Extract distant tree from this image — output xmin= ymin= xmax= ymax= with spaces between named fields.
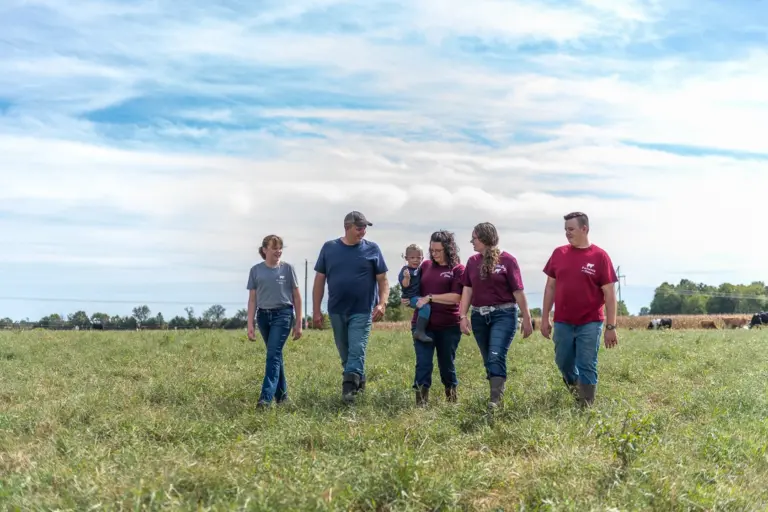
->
xmin=639 ymin=306 xmax=650 ymax=316
xmin=132 ymin=305 xmax=151 ymax=324
xmin=385 ymin=283 xmax=405 ymax=321
xmin=617 ymin=300 xmax=630 ymax=316
xmin=91 ymin=312 xmax=110 ymax=324
xmin=529 ymin=307 xmax=542 ymax=317
xmin=203 ymin=304 xmax=226 ymax=323
xmin=68 ymin=310 xmax=91 ymax=329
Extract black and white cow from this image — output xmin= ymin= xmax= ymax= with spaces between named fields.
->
xmin=749 ymin=312 xmax=768 ymax=328
xmin=647 ymin=317 xmax=672 ymax=329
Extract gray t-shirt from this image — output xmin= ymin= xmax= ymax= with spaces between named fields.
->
xmin=246 ymin=261 xmax=298 ymax=310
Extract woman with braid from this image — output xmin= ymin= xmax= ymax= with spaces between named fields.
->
xmin=459 ymin=222 xmax=533 ymax=409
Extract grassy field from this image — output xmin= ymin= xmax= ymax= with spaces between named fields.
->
xmin=1 ymin=327 xmax=767 ymax=510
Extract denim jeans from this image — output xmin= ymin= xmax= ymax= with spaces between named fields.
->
xmin=256 ymin=306 xmax=295 ymax=403
xmin=412 ymin=325 xmax=461 ymax=389
xmin=408 ymin=296 xmax=431 ymax=321
xmin=470 ymin=307 xmax=518 ymax=379
xmin=329 ymin=312 xmax=373 ymax=380
xmin=553 ymin=321 xmax=603 ymax=385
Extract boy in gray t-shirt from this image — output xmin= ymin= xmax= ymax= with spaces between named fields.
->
xmin=247 ymin=261 xmax=299 ymax=310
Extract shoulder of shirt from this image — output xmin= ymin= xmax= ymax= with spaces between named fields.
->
xmin=467 ymin=253 xmax=482 ymax=263
xmin=499 ymin=250 xmax=518 ymax=261
xmin=250 ymin=262 xmax=264 ymax=272
xmin=361 ymin=239 xmax=381 ymax=250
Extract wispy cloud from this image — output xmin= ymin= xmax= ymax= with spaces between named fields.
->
xmin=1 ymin=0 xmax=767 ymax=318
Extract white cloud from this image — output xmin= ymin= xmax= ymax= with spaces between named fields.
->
xmin=1 ymin=0 xmax=767 ymax=319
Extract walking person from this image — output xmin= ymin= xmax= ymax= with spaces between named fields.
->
xmin=246 ymin=234 xmax=303 ymax=408
xmin=540 ymin=212 xmax=618 ymax=407
xmin=403 ymin=231 xmax=465 ymax=406
xmin=459 ymin=222 xmax=533 ymax=410
xmin=399 ymin=243 xmax=433 ymax=343
xmin=312 ymin=211 xmax=389 ymax=403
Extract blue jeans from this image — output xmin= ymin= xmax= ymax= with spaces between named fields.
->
xmin=553 ymin=321 xmax=603 ymax=385
xmin=408 ymin=296 xmax=431 ymax=321
xmin=412 ymin=325 xmax=461 ymax=389
xmin=470 ymin=307 xmax=518 ymax=379
xmin=256 ymin=306 xmax=295 ymax=403
xmin=329 ymin=312 xmax=373 ymax=379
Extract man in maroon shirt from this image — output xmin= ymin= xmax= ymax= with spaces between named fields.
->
xmin=540 ymin=212 xmax=618 ymax=407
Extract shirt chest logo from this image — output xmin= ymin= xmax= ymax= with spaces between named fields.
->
xmin=439 ymin=271 xmax=453 ymax=278
xmin=493 ymin=264 xmax=506 ymax=274
xmin=581 ymin=262 xmax=596 ymax=275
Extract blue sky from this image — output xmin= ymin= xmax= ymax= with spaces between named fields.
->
xmin=1 ymin=0 xmax=767 ymax=321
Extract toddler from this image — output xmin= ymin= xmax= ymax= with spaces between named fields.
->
xmin=399 ymin=244 xmax=433 ymax=342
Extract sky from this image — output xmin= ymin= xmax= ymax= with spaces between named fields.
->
xmin=1 ymin=0 xmax=767 ymax=321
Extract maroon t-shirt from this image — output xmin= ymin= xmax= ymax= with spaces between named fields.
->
xmin=543 ymin=244 xmax=618 ymax=325
xmin=460 ymin=251 xmax=524 ymax=307
xmin=410 ymin=259 xmax=465 ymax=330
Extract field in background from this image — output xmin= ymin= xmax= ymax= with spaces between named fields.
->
xmin=2 ymin=327 xmax=768 ymax=510
xmin=374 ymin=313 xmax=756 ymax=331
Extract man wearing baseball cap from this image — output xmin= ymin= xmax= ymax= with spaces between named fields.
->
xmin=312 ymin=210 xmax=389 ymax=403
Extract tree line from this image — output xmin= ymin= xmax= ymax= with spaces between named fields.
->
xmin=643 ymin=279 xmax=767 ymax=316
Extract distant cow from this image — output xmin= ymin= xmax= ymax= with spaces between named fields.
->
xmin=647 ymin=318 xmax=672 ymax=330
xmin=700 ymin=320 xmax=717 ymax=329
xmin=723 ymin=317 xmax=748 ymax=329
xmin=749 ymin=312 xmax=768 ymax=328
xmin=517 ymin=317 xmax=536 ymax=332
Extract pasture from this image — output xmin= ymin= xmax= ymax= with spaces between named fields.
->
xmin=1 ymin=326 xmax=767 ymax=510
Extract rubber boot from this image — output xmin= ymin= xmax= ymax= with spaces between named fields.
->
xmin=577 ymin=383 xmax=596 ymax=408
xmin=562 ymin=376 xmax=579 ymax=402
xmin=413 ymin=316 xmax=433 ymax=342
xmin=489 ymin=376 xmax=506 ymax=409
xmin=358 ymin=376 xmax=366 ymax=393
xmin=415 ymin=385 xmax=429 ymax=407
xmin=445 ymin=386 xmax=457 ymax=403
xmin=342 ymin=372 xmax=360 ymax=403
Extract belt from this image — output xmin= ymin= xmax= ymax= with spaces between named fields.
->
xmin=473 ymin=302 xmax=517 ymax=316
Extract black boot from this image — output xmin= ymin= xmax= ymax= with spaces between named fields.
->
xmin=413 ymin=316 xmax=433 ymax=343
xmin=415 ymin=385 xmax=429 ymax=406
xmin=489 ymin=376 xmax=506 ymax=409
xmin=342 ymin=372 xmax=360 ymax=403
xmin=445 ymin=386 xmax=457 ymax=403
xmin=562 ymin=376 xmax=579 ymax=402
xmin=577 ymin=383 xmax=596 ymax=408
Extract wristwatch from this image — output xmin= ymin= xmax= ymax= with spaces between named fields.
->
xmin=606 ymin=324 xmax=616 ymax=330
xmin=428 ymin=294 xmax=433 ymax=302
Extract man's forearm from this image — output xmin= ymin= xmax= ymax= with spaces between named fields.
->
xmin=543 ymin=285 xmax=555 ymax=317
xmin=604 ymin=287 xmax=617 ymax=325
xmin=312 ymin=275 xmax=325 ymax=314
xmin=377 ymin=278 xmax=390 ymax=306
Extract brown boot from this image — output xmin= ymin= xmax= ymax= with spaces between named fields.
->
xmin=415 ymin=385 xmax=429 ymax=407
xmin=577 ymin=383 xmax=596 ymax=407
xmin=444 ymin=386 xmax=457 ymax=403
xmin=489 ymin=376 xmax=506 ymax=409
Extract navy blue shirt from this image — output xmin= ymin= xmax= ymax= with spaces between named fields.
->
xmin=398 ymin=265 xmax=421 ymax=299
xmin=314 ymin=238 xmax=389 ymax=315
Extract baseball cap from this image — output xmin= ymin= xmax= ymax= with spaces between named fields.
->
xmin=344 ymin=211 xmax=372 ymax=227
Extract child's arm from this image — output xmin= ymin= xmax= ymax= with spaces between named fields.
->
xmin=400 ymin=267 xmax=411 ymax=288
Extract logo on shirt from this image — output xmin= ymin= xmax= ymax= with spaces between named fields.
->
xmin=440 ymin=271 xmax=453 ymax=278
xmin=581 ymin=263 xmax=596 ymax=275
xmin=493 ymin=265 xmax=506 ymax=274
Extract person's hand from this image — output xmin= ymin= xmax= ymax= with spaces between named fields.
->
xmin=402 ymin=267 xmax=410 ymax=279
xmin=460 ymin=316 xmax=471 ymax=335
xmin=415 ymin=296 xmax=430 ymax=308
xmin=521 ymin=317 xmax=533 ymax=338
xmin=313 ymin=311 xmax=324 ymax=329
xmin=401 ymin=298 xmax=409 ymax=306
xmin=372 ymin=303 xmax=386 ymax=321
xmin=604 ymin=328 xmax=618 ymax=348
xmin=247 ymin=324 xmax=256 ymax=341
xmin=540 ymin=317 xmax=552 ymax=339
xmin=293 ymin=321 xmax=303 ymax=340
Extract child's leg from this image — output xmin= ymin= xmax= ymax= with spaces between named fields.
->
xmin=409 ymin=296 xmax=420 ymax=309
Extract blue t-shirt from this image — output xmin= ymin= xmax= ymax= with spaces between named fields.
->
xmin=314 ymin=238 xmax=388 ymax=315
xmin=398 ymin=265 xmax=421 ymax=299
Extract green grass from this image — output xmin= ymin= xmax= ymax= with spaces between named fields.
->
xmin=1 ymin=327 xmax=768 ymax=510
